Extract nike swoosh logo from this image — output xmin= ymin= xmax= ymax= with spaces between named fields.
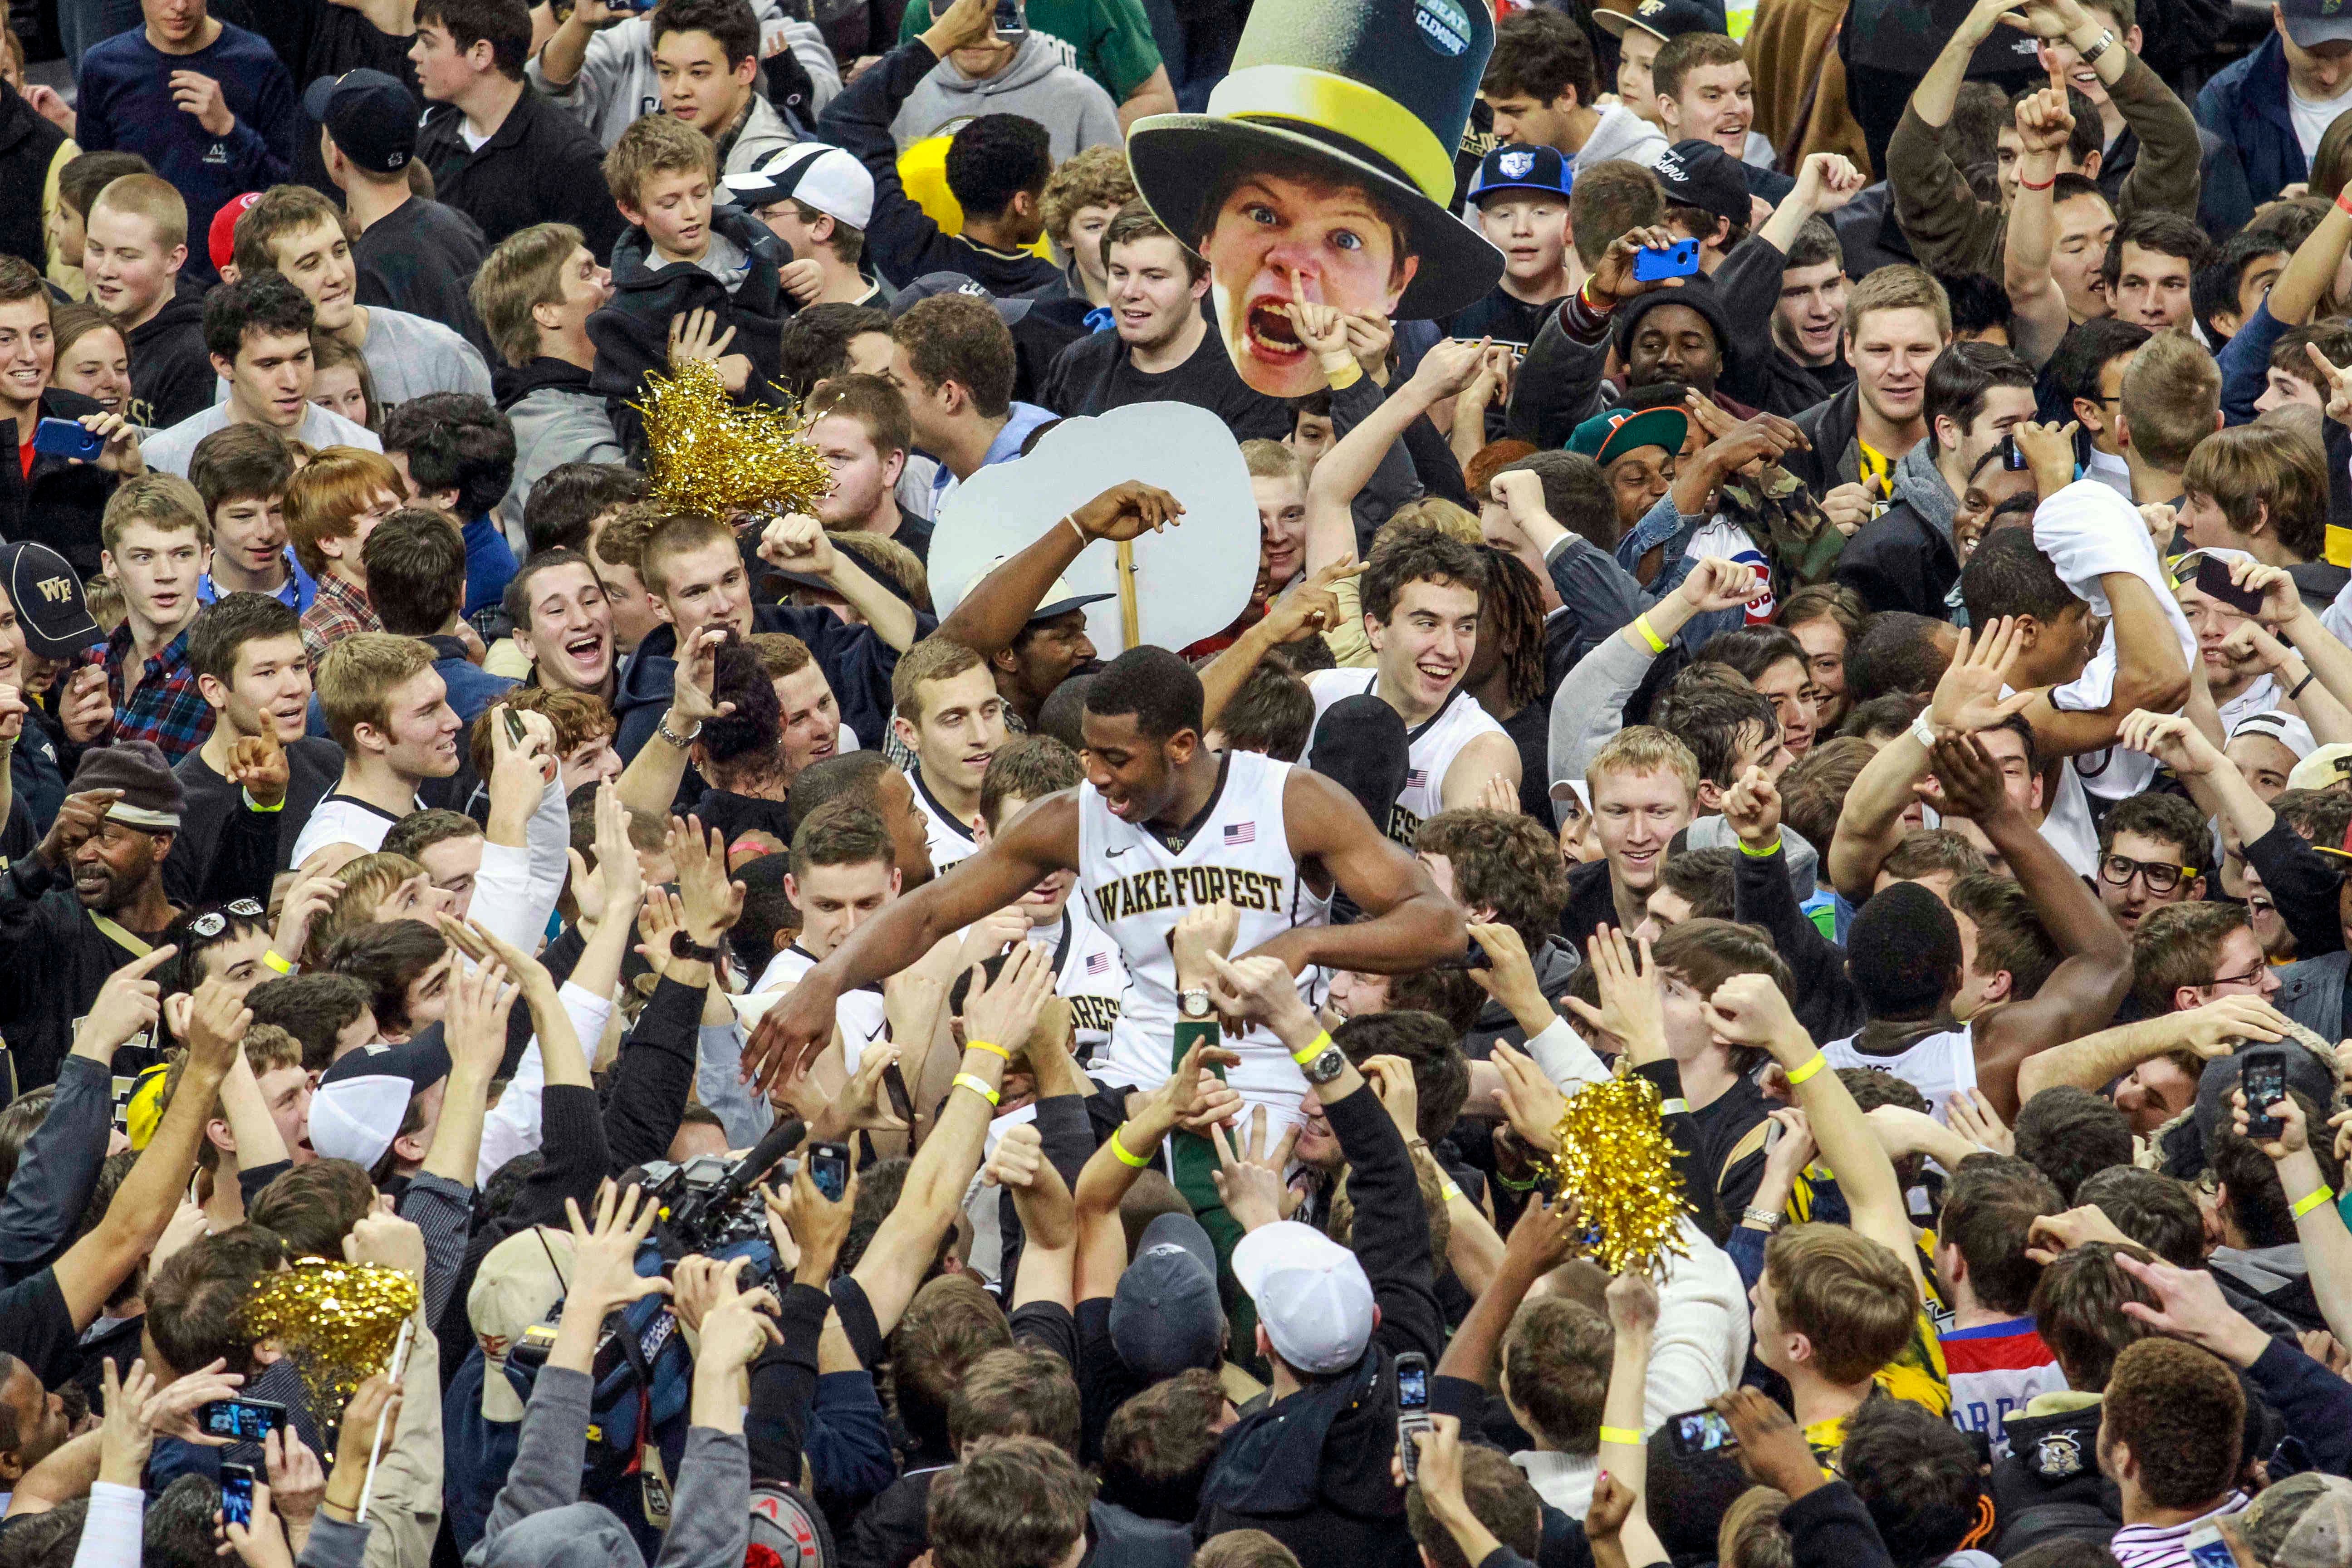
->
xmin=1106 ymin=846 xmax=1129 ymax=858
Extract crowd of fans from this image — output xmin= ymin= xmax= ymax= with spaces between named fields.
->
xmin=5 ymin=0 xmax=2352 ymax=1565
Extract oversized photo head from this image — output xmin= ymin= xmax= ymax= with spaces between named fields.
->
xmin=1124 ymin=0 xmax=1506 ymax=398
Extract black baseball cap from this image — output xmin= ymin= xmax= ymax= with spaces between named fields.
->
xmin=887 ymin=271 xmax=1034 ymax=327
xmin=1594 ymin=0 xmax=1728 ymax=42
xmin=302 ymin=69 xmax=419 ymax=176
xmin=1653 ymin=139 xmax=1750 ymax=223
xmin=0 ymin=543 xmax=102 ymax=659
xmin=1469 ymin=143 xmax=1573 ymax=204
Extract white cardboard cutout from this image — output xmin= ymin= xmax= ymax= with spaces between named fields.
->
xmin=928 ymin=402 xmax=1261 ymax=655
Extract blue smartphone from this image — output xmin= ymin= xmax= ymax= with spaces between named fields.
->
xmin=31 ymin=418 xmax=103 ymax=461
xmin=1631 ymin=240 xmax=1702 ymax=282
xmin=220 ymin=1463 xmax=256 ymax=1529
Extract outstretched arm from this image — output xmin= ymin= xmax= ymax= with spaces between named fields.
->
xmin=1248 ymin=768 xmax=1465 ymax=977
xmin=1301 ymin=339 xmax=1491 ymax=578
xmin=935 ymin=484 xmax=1183 ymax=658
xmin=2015 ymin=995 xmax=2286 ymax=1103
xmin=2003 ymin=77 xmax=2080 ymax=365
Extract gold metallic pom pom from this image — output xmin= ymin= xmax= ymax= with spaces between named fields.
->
xmin=242 ymin=1260 xmax=421 ymax=1423
xmin=1547 ymin=1073 xmax=1691 ymax=1277
xmin=632 ymin=358 xmax=831 ymax=523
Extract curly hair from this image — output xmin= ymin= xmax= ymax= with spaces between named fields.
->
xmin=1362 ymin=526 xmax=1488 ymax=624
xmin=1412 ymin=808 xmax=1571 ymax=951
xmin=2102 ymin=1338 xmax=2244 ymax=1509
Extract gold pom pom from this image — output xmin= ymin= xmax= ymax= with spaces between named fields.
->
xmin=242 ymin=1261 xmax=421 ymax=1425
xmin=1547 ymin=1073 xmax=1691 ymax=1277
xmin=632 ymin=358 xmax=832 ymax=522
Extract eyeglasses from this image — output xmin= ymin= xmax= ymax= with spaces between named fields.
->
xmin=2098 ymin=854 xmax=2195 ymax=894
xmin=2209 ymin=962 xmax=2273 ymax=991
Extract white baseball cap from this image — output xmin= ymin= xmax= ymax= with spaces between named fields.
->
xmin=726 ymin=142 xmax=876 ymax=231
xmin=1232 ymin=1220 xmax=1375 ymax=1373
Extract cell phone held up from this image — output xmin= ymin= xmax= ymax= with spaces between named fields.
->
xmin=1631 ymin=239 xmax=1701 ymax=283
xmin=808 ymin=1140 xmax=852 ymax=1201
xmin=1667 ymin=1406 xmax=1738 ymax=1459
xmin=220 ymin=1463 xmax=258 ymax=1529
xmin=2192 ymin=553 xmax=2268 ymax=617
xmin=1395 ymin=1351 xmax=1433 ymax=1481
xmin=991 ymin=0 xmax=1025 ymax=37
xmin=2240 ymin=1049 xmax=2288 ymax=1142
xmin=31 ymin=418 xmax=103 ymax=462
xmin=198 ymin=1397 xmax=286 ymax=1444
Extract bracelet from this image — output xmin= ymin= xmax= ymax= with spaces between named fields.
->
xmin=1742 ymin=1206 xmax=1785 ymax=1231
xmin=2017 ymin=173 xmax=2055 ymax=191
xmin=1578 ymin=277 xmax=1617 ymax=316
xmin=1632 ymin=613 xmax=1668 ymax=654
xmin=2078 ymin=26 xmax=2115 ymax=64
xmin=1737 ymin=836 xmax=1782 ymax=859
xmin=1063 ymin=513 xmax=1086 ymax=548
xmin=965 ymin=1039 xmax=1011 ymax=1061
xmin=1109 ymin=1126 xmax=1153 ymax=1167
xmin=1784 ymin=1051 xmax=1828 ymax=1086
xmin=1490 ymin=1166 xmax=1541 ymax=1193
xmin=1598 ymin=1426 xmax=1643 ymax=1446
xmin=1439 ymin=1178 xmax=1463 ymax=1202
xmin=261 ymin=950 xmax=295 ymax=975
xmin=1290 ymin=1029 xmax=1335 ymax=1067
xmin=2339 ymin=188 xmax=2352 ymax=219
xmin=656 ymin=714 xmax=704 ymax=749
xmin=242 ymin=789 xmax=284 ymax=813
xmin=1659 ymin=1098 xmax=1690 ymax=1115
xmin=953 ymin=1073 xmax=1000 ymax=1107
xmin=2291 ymin=670 xmax=2318 ymax=700
xmin=1910 ymin=711 xmax=1939 ymax=750
xmin=1321 ymin=355 xmax=1363 ymax=392
xmin=2293 ymin=1185 xmax=2336 ymax=1220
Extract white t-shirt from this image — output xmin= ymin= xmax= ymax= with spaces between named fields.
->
xmin=2292 ymin=82 xmax=2352 ymax=161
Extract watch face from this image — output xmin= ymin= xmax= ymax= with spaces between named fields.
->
xmin=1305 ymin=1046 xmax=1346 ymax=1083
xmin=1180 ymin=992 xmax=1212 ymax=1019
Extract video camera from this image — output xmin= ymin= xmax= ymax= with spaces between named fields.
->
xmin=628 ymin=1116 xmax=809 ymax=1258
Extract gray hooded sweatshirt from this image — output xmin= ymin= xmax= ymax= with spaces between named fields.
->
xmin=529 ymin=6 xmax=839 ymax=156
xmin=1890 ymin=435 xmax=1958 ymax=551
xmin=1573 ymin=105 xmax=1668 ymax=173
xmin=887 ymin=33 xmax=1122 ymax=166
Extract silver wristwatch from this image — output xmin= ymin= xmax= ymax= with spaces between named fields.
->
xmin=1177 ymin=988 xmax=1214 ymax=1020
xmin=1300 ymin=1042 xmax=1348 ymax=1085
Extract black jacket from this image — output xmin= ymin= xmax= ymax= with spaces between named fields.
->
xmin=0 ymin=388 xmax=119 ymax=582
xmin=586 ymin=204 xmax=789 ymax=431
xmin=1037 ymin=316 xmax=1294 ymax=440
xmin=816 ymin=36 xmax=1071 ymax=298
xmin=1837 ymin=500 xmax=1957 ymax=617
xmin=415 ymin=86 xmax=626 ymax=263
xmin=1192 ymin=1082 xmax=1443 ymax=1568
xmin=0 ymin=82 xmax=66 ymax=279
xmin=1785 ymin=383 xmax=1863 ymax=500
xmin=126 ymin=275 xmax=216 ymax=432
xmin=1987 ymin=1401 xmax=2119 ymax=1558
xmin=167 ymin=736 xmax=342 ymax=907
xmin=1732 ymin=838 xmax=1867 ymax=1044
xmin=1713 ymin=232 xmax=1852 ymax=419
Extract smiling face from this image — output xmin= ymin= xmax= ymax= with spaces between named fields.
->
xmin=1476 ymin=193 xmax=1569 ymax=290
xmin=654 ymin=26 xmax=755 ymax=133
xmin=1199 ymin=167 xmax=1416 ymax=397
xmin=1788 ymin=617 xmax=1848 ymax=728
xmin=1253 ymin=472 xmax=1308 ymax=586
xmin=269 ymin=218 xmax=358 ymax=333
xmin=70 ymin=818 xmax=168 ymax=913
xmin=210 ymin=489 xmax=289 ymax=583
xmin=1662 ymin=59 xmax=1754 ymax=156
xmin=514 ymin=562 xmax=614 ymax=694
xmin=309 ymin=362 xmax=369 ymax=427
xmin=1081 ymin=708 xmax=1191 ymax=826
xmin=1591 ymin=764 xmax=1693 ymax=895
xmin=1109 ymin=234 xmax=1208 ymax=353
xmin=364 ymin=667 xmax=462 ymax=781
xmin=775 ymin=659 xmax=843 ymax=779
xmin=1774 ymin=260 xmax=1847 ymax=368
xmin=104 ymin=519 xmax=206 ymax=633
xmin=52 ymin=323 xmax=132 ymax=416
xmin=1369 ymin=575 xmax=1480 ymax=715
xmin=0 ymin=296 xmax=52 ymax=418
xmin=1602 ymin=445 xmax=1675 ymax=531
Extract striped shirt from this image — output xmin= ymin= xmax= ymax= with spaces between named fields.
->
xmin=1941 ymin=1316 xmax=2067 ymax=1460
xmin=2110 ymin=1492 xmax=2247 ymax=1568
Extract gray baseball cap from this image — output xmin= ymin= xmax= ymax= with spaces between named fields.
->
xmin=1110 ymin=1212 xmax=1225 ymax=1380
xmin=2281 ymin=0 xmax=2352 ymax=49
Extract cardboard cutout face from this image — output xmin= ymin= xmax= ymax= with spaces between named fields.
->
xmin=1200 ymin=168 xmax=1421 ymax=398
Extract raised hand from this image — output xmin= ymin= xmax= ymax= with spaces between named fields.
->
xmin=962 ymin=940 xmax=1055 ymax=1055
xmin=1260 ymin=557 xmax=1362 ymax=642
xmin=1489 ymin=1040 xmax=1566 ymax=1155
xmin=1789 ymin=151 xmax=1866 ymax=213
xmin=1209 ymin=1105 xmax=1301 ymax=1231
xmin=1560 ymin=926 xmax=1666 ymax=1059
xmin=1720 ymin=763 xmax=1782 ymax=849
xmin=2182 ymin=995 xmax=2289 ymax=1057
xmin=2009 ymin=419 xmax=2080 ymax=493
xmin=2117 ymin=708 xmax=2225 ymax=778
xmin=1945 ymin=1087 xmax=2014 ymax=1153
xmin=2231 ymin=1083 xmax=2309 ymax=1160
xmin=59 ymin=665 xmax=112 ymax=745
xmin=1676 ymin=557 xmax=1766 ymax=615
xmin=2307 ymin=341 xmax=2352 ymax=429
xmin=1069 ymin=480 xmax=1185 ymax=542
xmin=1928 ymin=730 xmax=2019 ymax=824
xmin=1409 ymin=335 xmax=1490 ymax=401
xmin=563 ymin=1181 xmax=673 ymax=1315
xmin=757 ymin=512 xmax=837 ymax=577
xmin=1588 ymin=225 xmax=1689 ymax=305
xmin=1202 ymin=949 xmax=1311 ymax=1027
xmin=670 ymin=815 xmax=746 ymax=948
xmin=1703 ymin=973 xmax=1808 ymax=1067
xmin=2013 ymin=78 xmax=2075 ymax=157
xmin=229 ymin=724 xmax=290 ymax=808
xmin=76 ymin=942 xmax=175 ymax=1058
xmin=37 ymin=786 xmax=120 ymax=870
xmin=1283 ymin=275 xmax=1351 ymax=363
xmin=184 ymin=978 xmax=254 ymax=1075
xmin=1503 ymin=1190 xmax=1583 ymax=1276
xmin=1929 ymin=617 xmax=2037 ymax=731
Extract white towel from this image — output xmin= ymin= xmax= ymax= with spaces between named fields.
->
xmin=2032 ymin=479 xmax=2195 ymax=715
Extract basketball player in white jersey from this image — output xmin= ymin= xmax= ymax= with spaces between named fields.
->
xmin=743 ymin=641 xmax=1465 ymax=1109
xmin=758 ymin=799 xmax=902 ymax=1076
xmin=1299 ymin=531 xmax=1520 ymax=843
xmin=891 ymin=637 xmax=1008 ymax=877
xmin=979 ymin=735 xmax=1127 ymax=1061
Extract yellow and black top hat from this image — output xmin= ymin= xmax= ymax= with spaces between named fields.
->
xmin=1124 ymin=0 xmax=1506 ymax=321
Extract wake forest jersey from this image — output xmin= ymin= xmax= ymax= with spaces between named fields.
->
xmin=1079 ymin=750 xmax=1326 ymax=1104
xmin=1032 ymin=902 xmax=1126 ymax=1062
xmin=1301 ymin=670 xmax=1508 ymax=844
xmin=755 ymin=944 xmax=891 ymax=1073
xmin=910 ymin=766 xmax=982 ymax=875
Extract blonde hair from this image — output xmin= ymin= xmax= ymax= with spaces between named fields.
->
xmin=284 ymin=446 xmax=403 ymax=577
xmin=1241 ymin=438 xmax=1301 ymax=482
xmin=317 ymin=633 xmax=439 ymax=750
xmin=90 ymin=173 xmax=188 ymax=254
xmin=471 ymin=221 xmax=584 ymax=369
xmin=1843 ymin=264 xmax=1952 ymax=341
xmin=1379 ymin=497 xmax=1482 ymax=546
xmin=307 ymin=852 xmax=429 ymax=965
xmin=1587 ymin=725 xmax=1700 ymax=794
xmin=603 ymin=113 xmax=716 ymax=213
xmin=829 ymin=531 xmax=930 ymax=612
xmin=101 ymin=473 xmax=210 ymax=555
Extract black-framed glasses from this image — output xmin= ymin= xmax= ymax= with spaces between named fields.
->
xmin=2098 ymin=853 xmax=2195 ymax=894
xmin=2210 ymin=962 xmax=2273 ymax=990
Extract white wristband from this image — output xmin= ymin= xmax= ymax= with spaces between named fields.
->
xmin=1910 ymin=711 xmax=1937 ymax=750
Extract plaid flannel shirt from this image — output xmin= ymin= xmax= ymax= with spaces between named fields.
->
xmin=301 ymin=572 xmax=380 ymax=670
xmin=74 ymin=622 xmax=214 ymax=764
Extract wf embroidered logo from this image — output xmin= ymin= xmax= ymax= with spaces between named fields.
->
xmin=35 ymin=576 xmax=74 ymax=605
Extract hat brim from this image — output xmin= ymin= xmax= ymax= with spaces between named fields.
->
xmin=1473 ymin=178 xmax=1573 ymax=201
xmin=2286 ymin=14 xmax=2352 ymax=46
xmin=301 ymin=76 xmax=340 ymax=122
xmin=1032 ymin=592 xmax=1116 ymax=621
xmin=1583 ymin=406 xmax=1690 ymax=466
xmin=24 ymin=616 xmax=103 ymax=662
xmin=1592 ymin=8 xmax=1666 ymax=39
xmin=1127 ymin=115 xmax=1504 ymax=322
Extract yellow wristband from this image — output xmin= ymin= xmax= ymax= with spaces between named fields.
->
xmin=1440 ymin=1178 xmax=1463 ymax=1202
xmin=261 ymin=950 xmax=295 ymax=975
xmin=1598 ymin=1426 xmax=1642 ymax=1446
xmin=2293 ymin=1185 xmax=2336 ymax=1220
xmin=1322 ymin=356 xmax=1363 ymax=391
xmin=1632 ymin=613 xmax=1668 ymax=654
xmin=1291 ymin=1029 xmax=1335 ymax=1067
xmin=1738 ymin=835 xmax=1782 ymax=858
xmin=1109 ymin=1127 xmax=1153 ymax=1168
xmin=242 ymin=789 xmax=284 ymax=813
xmin=953 ymin=1073 xmax=1000 ymax=1107
xmin=1785 ymin=1051 xmax=1828 ymax=1086
xmin=966 ymin=1039 xmax=1011 ymax=1061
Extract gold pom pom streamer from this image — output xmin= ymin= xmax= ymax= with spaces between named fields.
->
xmin=631 ymin=357 xmax=832 ymax=523
xmin=242 ymin=1260 xmax=421 ymax=1424
xmin=1546 ymin=1073 xmax=1691 ymax=1277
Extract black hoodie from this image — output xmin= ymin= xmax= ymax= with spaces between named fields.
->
xmin=126 ymin=273 xmax=216 ymax=431
xmin=586 ymin=204 xmax=789 ymax=452
xmin=0 ymin=388 xmax=118 ymax=582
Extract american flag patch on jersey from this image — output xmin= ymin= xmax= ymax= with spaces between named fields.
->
xmin=1406 ymin=769 xmax=1429 ymax=790
xmin=1225 ymin=822 xmax=1256 ymax=845
xmin=1085 ymin=952 xmax=1111 ymax=975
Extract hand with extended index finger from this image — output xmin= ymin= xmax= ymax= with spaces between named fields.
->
xmin=1208 ymin=1105 xmax=1299 ymax=1231
xmin=2308 ymin=341 xmax=2352 ymax=428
